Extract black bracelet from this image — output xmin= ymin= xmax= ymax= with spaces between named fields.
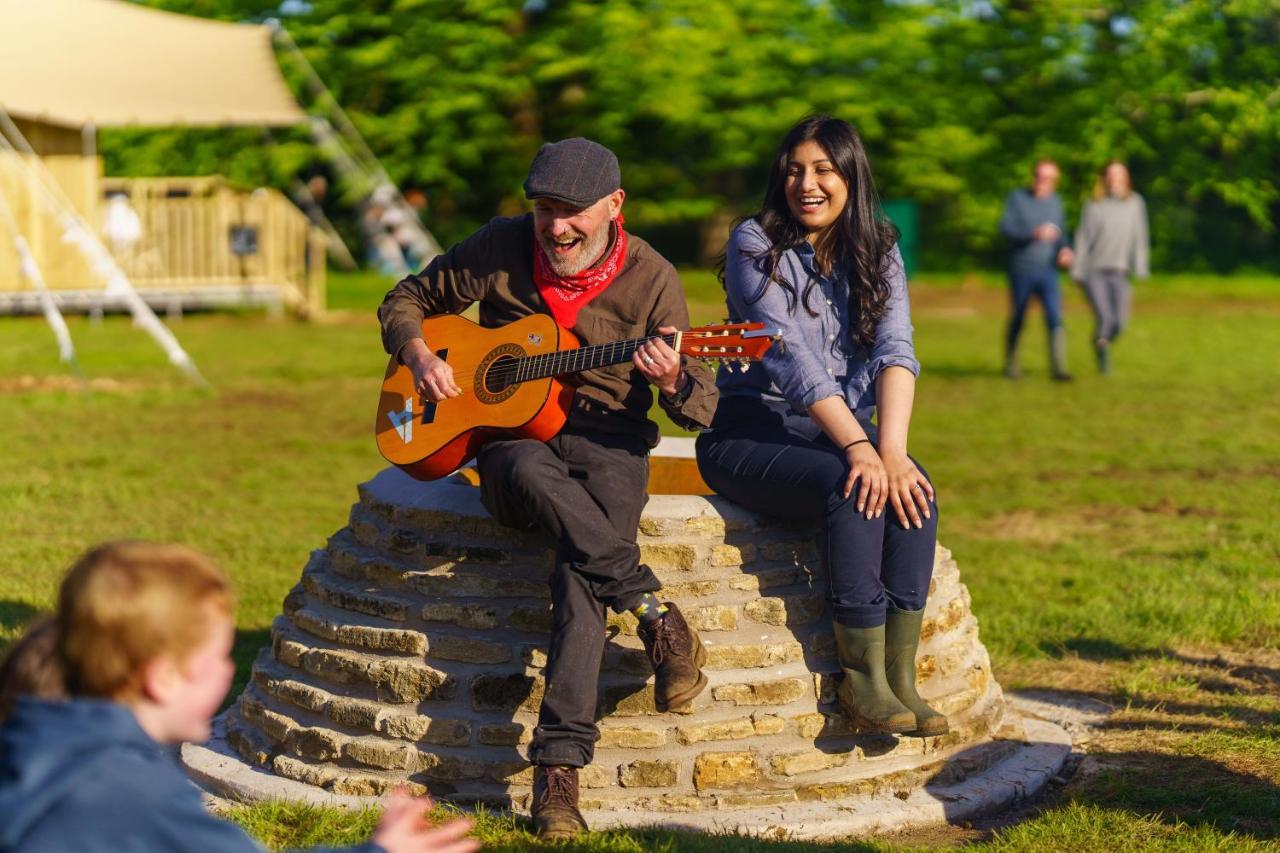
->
xmin=843 ymin=439 xmax=871 ymax=452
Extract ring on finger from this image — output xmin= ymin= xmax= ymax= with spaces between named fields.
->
xmin=643 ymin=355 xmax=655 ymax=364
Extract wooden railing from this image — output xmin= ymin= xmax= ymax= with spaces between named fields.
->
xmin=0 ymin=161 xmax=325 ymax=317
xmin=101 ymin=176 xmax=325 ymax=315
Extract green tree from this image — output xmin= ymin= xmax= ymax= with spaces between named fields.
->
xmin=102 ymin=0 xmax=1279 ymax=272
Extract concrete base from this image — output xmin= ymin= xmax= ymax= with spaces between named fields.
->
xmin=184 ymin=714 xmax=1071 ymax=839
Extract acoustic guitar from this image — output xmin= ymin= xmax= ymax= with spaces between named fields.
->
xmin=375 ymin=313 xmax=780 ymax=481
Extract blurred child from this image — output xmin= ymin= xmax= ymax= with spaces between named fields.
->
xmin=0 ymin=542 xmax=479 ymax=853
xmin=0 ymin=617 xmax=65 ymax=726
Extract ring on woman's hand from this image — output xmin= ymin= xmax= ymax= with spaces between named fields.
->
xmin=912 ymin=484 xmax=923 ymax=491
xmin=643 ymin=355 xmax=655 ymax=364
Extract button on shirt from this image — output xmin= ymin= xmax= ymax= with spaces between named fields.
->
xmin=716 ymin=218 xmax=920 ymax=420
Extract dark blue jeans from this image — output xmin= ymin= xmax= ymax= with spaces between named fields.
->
xmin=695 ymin=398 xmax=939 ymax=629
xmin=1008 ymin=265 xmax=1065 ymax=342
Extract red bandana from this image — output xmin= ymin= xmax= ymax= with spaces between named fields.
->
xmin=532 ymin=217 xmax=628 ymax=329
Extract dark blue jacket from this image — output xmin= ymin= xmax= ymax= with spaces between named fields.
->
xmin=0 ymin=698 xmax=382 ymax=853
xmin=999 ymin=187 xmax=1070 ymax=274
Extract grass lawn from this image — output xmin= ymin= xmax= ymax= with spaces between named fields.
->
xmin=1 ymin=269 xmax=1277 ymax=850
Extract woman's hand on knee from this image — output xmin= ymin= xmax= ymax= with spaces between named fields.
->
xmin=844 ymin=444 xmax=887 ymax=519
xmin=882 ymin=452 xmax=934 ymax=530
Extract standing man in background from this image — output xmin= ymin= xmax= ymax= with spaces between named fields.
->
xmin=999 ymin=159 xmax=1074 ymax=381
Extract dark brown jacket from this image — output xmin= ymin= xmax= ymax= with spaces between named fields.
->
xmin=378 ymin=214 xmax=717 ymax=446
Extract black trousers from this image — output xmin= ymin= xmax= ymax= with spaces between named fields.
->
xmin=695 ymin=398 xmax=938 ymax=629
xmin=477 ymin=429 xmax=659 ymax=768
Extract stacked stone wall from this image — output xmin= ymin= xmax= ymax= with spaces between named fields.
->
xmin=226 ymin=467 xmax=1019 ymax=815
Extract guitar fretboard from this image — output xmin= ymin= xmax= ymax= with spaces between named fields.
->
xmin=491 ymin=333 xmax=679 ymax=388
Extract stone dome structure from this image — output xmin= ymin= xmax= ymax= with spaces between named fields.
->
xmin=186 ymin=439 xmax=1069 ymax=837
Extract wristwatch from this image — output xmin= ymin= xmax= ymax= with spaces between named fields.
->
xmin=664 ymin=371 xmax=693 ymax=406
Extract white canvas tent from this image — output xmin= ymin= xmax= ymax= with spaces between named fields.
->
xmin=0 ymin=0 xmax=317 ymax=383
xmin=0 ymin=0 xmax=304 ymax=130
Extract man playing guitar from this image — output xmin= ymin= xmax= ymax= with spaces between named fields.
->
xmin=377 ymin=138 xmax=718 ymax=840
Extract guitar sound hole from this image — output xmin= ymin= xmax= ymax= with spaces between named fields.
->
xmin=473 ymin=344 xmax=524 ymax=405
xmin=484 ymin=356 xmax=518 ymax=393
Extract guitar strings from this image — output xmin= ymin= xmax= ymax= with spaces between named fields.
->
xmin=402 ymin=330 xmax=752 ymax=388
xmin=414 ymin=336 xmax=675 ymax=383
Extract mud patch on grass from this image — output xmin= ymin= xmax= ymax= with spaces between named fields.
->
xmin=0 ymin=375 xmax=145 ymax=394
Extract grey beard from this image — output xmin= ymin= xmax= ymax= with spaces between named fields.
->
xmin=543 ymin=224 xmax=612 ymax=276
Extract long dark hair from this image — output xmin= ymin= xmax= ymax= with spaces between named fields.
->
xmin=720 ymin=116 xmax=899 ymax=350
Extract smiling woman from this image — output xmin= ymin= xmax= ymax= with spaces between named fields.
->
xmin=698 ymin=115 xmax=944 ymax=737
xmin=785 ymin=140 xmax=850 ymax=235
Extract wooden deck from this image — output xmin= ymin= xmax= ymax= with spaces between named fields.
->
xmin=0 ymin=158 xmax=326 ymax=317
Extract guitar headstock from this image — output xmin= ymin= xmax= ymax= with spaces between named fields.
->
xmin=679 ymin=322 xmax=782 ymax=364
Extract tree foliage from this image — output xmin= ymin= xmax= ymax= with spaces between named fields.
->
xmin=106 ymin=0 xmax=1280 ymax=271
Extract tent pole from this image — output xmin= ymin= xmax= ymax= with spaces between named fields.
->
xmin=0 ymin=184 xmax=80 ymax=370
xmin=0 ymin=107 xmax=207 ymax=387
xmin=271 ymin=23 xmax=443 ymax=266
xmin=257 ymin=127 xmax=358 ymax=271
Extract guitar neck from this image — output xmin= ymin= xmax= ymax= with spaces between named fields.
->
xmin=514 ymin=333 xmax=678 ymax=383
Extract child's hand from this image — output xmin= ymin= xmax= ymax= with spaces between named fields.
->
xmin=372 ymin=789 xmax=479 ymax=853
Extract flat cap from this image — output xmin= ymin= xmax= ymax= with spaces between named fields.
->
xmin=523 ymin=138 xmax=621 ymax=208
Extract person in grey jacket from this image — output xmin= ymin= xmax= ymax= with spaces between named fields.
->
xmin=1070 ymin=160 xmax=1150 ymax=373
xmin=998 ymin=159 xmax=1075 ymax=381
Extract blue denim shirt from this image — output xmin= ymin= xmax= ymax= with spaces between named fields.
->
xmin=716 ymin=218 xmax=920 ymax=420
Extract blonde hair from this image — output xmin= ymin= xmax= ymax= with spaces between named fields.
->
xmin=57 ymin=542 xmax=234 ymax=700
xmin=1093 ymin=160 xmax=1133 ymax=200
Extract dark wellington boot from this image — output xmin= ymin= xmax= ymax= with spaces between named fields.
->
xmin=1003 ymin=328 xmax=1023 ymax=379
xmin=1050 ymin=327 xmax=1074 ymax=382
xmin=638 ymin=602 xmax=708 ymax=712
xmin=884 ymin=607 xmax=950 ymax=737
xmin=531 ymin=765 xmax=588 ymax=841
xmin=834 ymin=622 xmax=916 ymax=734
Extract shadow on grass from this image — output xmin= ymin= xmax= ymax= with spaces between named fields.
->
xmin=1039 ymin=638 xmax=1280 ymax=690
xmin=1055 ymin=749 xmax=1280 ymax=842
xmin=917 ymin=362 xmax=1008 ymax=380
xmin=226 ymin=626 xmax=273 ymax=713
xmin=1007 ymin=643 xmax=1280 ymax=843
xmin=0 ymin=601 xmax=45 ymax=638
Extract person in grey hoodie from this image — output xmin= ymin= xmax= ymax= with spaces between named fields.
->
xmin=0 ymin=542 xmax=479 ymax=853
xmin=1070 ymin=160 xmax=1150 ymax=374
xmin=998 ymin=159 xmax=1075 ymax=381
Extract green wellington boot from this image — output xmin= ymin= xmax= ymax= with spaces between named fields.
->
xmin=884 ymin=607 xmax=950 ymax=737
xmin=1095 ymin=338 xmax=1111 ymax=375
xmin=833 ymin=623 xmax=916 ymax=734
xmin=1003 ymin=328 xmax=1023 ymax=379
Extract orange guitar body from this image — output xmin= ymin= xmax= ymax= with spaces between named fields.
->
xmin=375 ymin=313 xmax=577 ymax=481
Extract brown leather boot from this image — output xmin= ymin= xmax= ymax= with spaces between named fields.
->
xmin=637 ymin=602 xmax=708 ymax=712
xmin=531 ymin=765 xmax=587 ymax=841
